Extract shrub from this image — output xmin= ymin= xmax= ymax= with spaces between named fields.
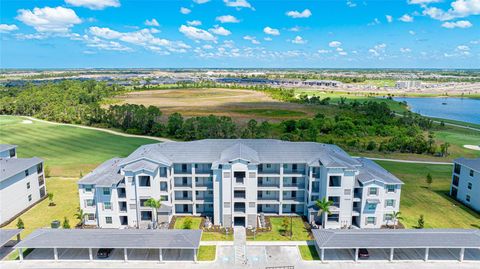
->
xmin=183 ymin=217 xmax=193 ymax=229
xmin=62 ymin=217 xmax=71 ymax=229
xmin=16 ymin=218 xmax=25 ymax=229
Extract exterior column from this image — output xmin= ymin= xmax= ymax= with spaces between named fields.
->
xmin=320 ymin=248 xmax=325 ymax=261
xmin=159 ymin=249 xmax=163 ymax=262
xmin=88 ymin=248 xmax=93 ymax=261
xmin=124 ymin=248 xmax=128 ymax=262
xmin=18 ymin=248 xmax=23 ymax=261
xmin=389 ymin=248 xmax=394 ymax=262
xmin=54 ymin=248 xmax=58 ymax=261
xmin=459 ymin=248 xmax=465 ymax=262
xmin=424 ymin=248 xmax=429 ymax=262
xmin=354 ymin=248 xmax=359 ymax=262
xmin=194 ymin=248 xmax=197 ymax=262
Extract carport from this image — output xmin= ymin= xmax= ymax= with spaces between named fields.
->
xmin=0 ymin=229 xmax=22 ymax=259
xmin=312 ymin=229 xmax=480 ymax=262
xmin=14 ymin=228 xmax=201 ymax=262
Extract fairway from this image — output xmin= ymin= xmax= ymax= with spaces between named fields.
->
xmin=0 ymin=116 xmax=156 ymax=177
xmin=115 ymin=88 xmax=326 ymax=122
xmin=377 ymin=161 xmax=480 ymax=229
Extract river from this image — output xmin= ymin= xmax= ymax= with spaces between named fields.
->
xmin=393 ymin=97 xmax=480 ymax=125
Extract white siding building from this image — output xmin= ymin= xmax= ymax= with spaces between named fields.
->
xmin=78 ymin=139 xmax=402 ymax=229
xmin=451 ymin=158 xmax=480 ymax=213
xmin=0 ymin=145 xmax=46 ymax=225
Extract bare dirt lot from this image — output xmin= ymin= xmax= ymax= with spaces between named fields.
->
xmin=115 ymin=88 xmax=323 ymax=122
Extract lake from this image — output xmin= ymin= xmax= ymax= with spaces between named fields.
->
xmin=393 ymin=97 xmax=480 ymax=125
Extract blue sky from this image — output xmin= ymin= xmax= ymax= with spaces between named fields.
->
xmin=1 ymin=0 xmax=479 ymax=68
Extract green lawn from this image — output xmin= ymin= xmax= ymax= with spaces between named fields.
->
xmin=174 ymin=216 xmax=203 ymax=229
xmin=174 ymin=217 xmax=233 ymax=241
xmin=247 ymin=217 xmax=311 ymax=241
xmin=428 ymin=117 xmax=480 ymax=129
xmin=377 ymin=161 xmax=480 ymax=229
xmin=231 ymin=108 xmax=307 ymax=118
xmin=197 ymin=246 xmax=216 ymax=261
xmin=433 ymin=126 xmax=480 ymax=160
xmin=0 ymin=115 xmax=156 ymax=177
xmin=298 ymin=245 xmax=320 ymax=260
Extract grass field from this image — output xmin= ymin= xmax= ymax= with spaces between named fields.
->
xmin=247 ymin=217 xmax=311 ymax=241
xmin=197 ymin=246 xmax=216 ymax=261
xmin=0 ymin=115 xmax=156 ymax=177
xmin=433 ymin=126 xmax=480 ymax=160
xmin=298 ymin=245 xmax=320 ymax=260
xmin=377 ymin=161 xmax=480 ymax=229
xmin=174 ymin=216 xmax=203 ymax=229
xmin=173 ymin=217 xmax=233 ymax=241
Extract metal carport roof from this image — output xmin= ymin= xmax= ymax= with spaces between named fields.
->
xmin=14 ymin=229 xmax=202 ymax=249
xmin=0 ymin=229 xmax=22 ymax=247
xmin=312 ymin=229 xmax=480 ymax=249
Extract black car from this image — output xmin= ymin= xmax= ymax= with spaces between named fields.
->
xmin=97 ymin=248 xmax=113 ymax=259
xmin=358 ymin=248 xmax=369 ymax=259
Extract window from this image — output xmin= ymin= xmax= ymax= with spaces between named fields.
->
xmin=9 ymin=149 xmax=15 ymax=158
xmin=470 ymin=169 xmax=474 ymax=177
xmin=105 ymin=217 xmax=112 ymax=224
xmin=454 ymin=163 xmax=461 ymax=174
xmin=367 ymin=203 xmax=377 ymax=210
xmin=87 ymin=214 xmax=95 ymax=221
xmin=327 ymin=213 xmax=340 ymax=222
xmin=160 ymin=167 xmax=167 ymax=177
xmin=386 ymin=185 xmax=395 ymax=193
xmin=266 ymin=164 xmax=271 ymax=168
xmin=28 ymin=194 xmax=32 ymax=201
xmin=466 ymin=195 xmax=471 ymax=202
xmin=25 ymin=169 xmax=29 ymax=177
xmin=182 ymin=164 xmax=187 ymax=172
xmin=141 ymin=211 xmax=152 ymax=221
xmin=369 ymin=187 xmax=378 ymax=195
xmin=86 ymin=199 xmax=95 ymax=207
xmin=160 ymin=195 xmax=168 ymax=202
xmin=84 ymin=185 xmax=92 ymax=192
xmin=329 ymin=176 xmax=341 ymax=187
xmin=160 ymin=182 xmax=168 ymax=191
xmin=26 ymin=182 xmax=30 ymax=189
xmin=38 ymin=175 xmax=44 ymax=186
xmin=139 ymin=176 xmax=151 ymax=187
xmin=468 ymin=182 xmax=473 ymax=190
xmin=384 ymin=213 xmax=393 ymax=221
xmin=140 ymin=198 xmax=149 ymax=206
xmin=37 ymin=163 xmax=43 ymax=174
xmin=103 ymin=188 xmax=110 ymax=195
xmin=452 ymin=175 xmax=460 ymax=186
xmin=104 ymin=202 xmax=112 ymax=210
xmin=366 ymin=217 xmax=376 ymax=225
xmin=385 ymin=199 xmax=395 ymax=207
xmin=292 ymin=164 xmax=298 ymax=171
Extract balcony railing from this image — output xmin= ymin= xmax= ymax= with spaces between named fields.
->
xmin=258 ymin=196 xmax=280 ymax=201
xmin=174 ymin=182 xmax=192 ymax=188
xmin=175 ymin=197 xmax=193 ymax=201
xmin=234 ymin=207 xmax=246 ymax=213
xmin=283 ymin=197 xmax=305 ymax=202
xmin=283 ymin=183 xmax=305 ymax=188
xmin=258 ymin=182 xmax=280 ymax=187
xmin=195 ymin=182 xmax=213 ymax=188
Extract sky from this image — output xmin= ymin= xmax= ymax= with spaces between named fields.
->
xmin=0 ymin=0 xmax=479 ymax=68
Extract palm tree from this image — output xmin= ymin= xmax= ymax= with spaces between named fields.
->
xmin=74 ymin=207 xmax=87 ymax=228
xmin=143 ymin=198 xmax=162 ymax=225
xmin=315 ymin=197 xmax=333 ymax=229
xmin=392 ymin=211 xmax=403 ymax=230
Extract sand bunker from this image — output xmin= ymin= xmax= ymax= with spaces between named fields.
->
xmin=21 ymin=120 xmax=33 ymax=124
xmin=464 ymin=145 xmax=480 ymax=151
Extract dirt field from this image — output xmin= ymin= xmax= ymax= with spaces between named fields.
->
xmin=115 ymin=88 xmax=324 ymax=122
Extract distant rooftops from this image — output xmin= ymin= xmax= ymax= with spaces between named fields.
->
xmin=0 ymin=144 xmax=17 ymax=153
xmin=455 ymin=157 xmax=480 ymax=172
xmin=0 ymin=157 xmax=43 ymax=182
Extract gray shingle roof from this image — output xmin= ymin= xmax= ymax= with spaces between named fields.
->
xmin=0 ymin=144 xmax=16 ymax=153
xmin=120 ymin=139 xmax=361 ymax=169
xmin=0 ymin=229 xmax=21 ymax=247
xmin=312 ymin=229 xmax=480 ymax=249
xmin=0 ymin=157 xmax=43 ymax=182
xmin=78 ymin=158 xmax=124 ymax=187
xmin=455 ymin=157 xmax=480 ymax=172
xmin=15 ymin=229 xmax=202 ymax=249
xmin=356 ymin=157 xmax=403 ymax=185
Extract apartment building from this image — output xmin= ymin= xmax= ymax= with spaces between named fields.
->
xmin=0 ymin=144 xmax=46 ymax=225
xmin=78 ymin=139 xmax=402 ymax=229
xmin=451 ymin=158 xmax=480 ymax=212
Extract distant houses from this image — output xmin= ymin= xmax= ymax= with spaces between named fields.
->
xmin=450 ymin=157 xmax=480 ymax=213
xmin=0 ymin=144 xmax=46 ymax=226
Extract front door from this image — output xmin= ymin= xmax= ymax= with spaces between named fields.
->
xmin=234 ymin=217 xmax=245 ymax=227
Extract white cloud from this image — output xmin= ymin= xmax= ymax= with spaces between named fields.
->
xmin=264 ymin=37 xmax=272 ymax=41
xmin=368 ymin=18 xmax=381 ymax=26
xmin=386 ymin=15 xmax=393 ymax=23
xmin=0 ymin=24 xmax=19 ymax=33
xmin=329 ymin=41 xmax=342 ymax=47
xmin=369 ymin=43 xmax=387 ymax=56
xmin=223 ymin=0 xmax=253 ymax=9
xmin=243 ymin=35 xmax=260 ymax=44
xmin=145 ymin=19 xmax=159 ymax=27
xmin=399 ymin=14 xmax=414 ymax=22
xmin=457 ymin=45 xmax=470 ymax=50
xmin=187 ymin=20 xmax=202 ymax=26
xmin=179 ymin=25 xmax=216 ymax=41
xmin=346 ymin=0 xmax=357 ymax=8
xmin=286 ymin=9 xmax=312 ymax=18
xmin=291 ymin=35 xmax=306 ymax=44
xmin=193 ymin=0 xmax=210 ymax=4
xmin=209 ymin=25 xmax=231 ymax=36
xmin=149 ymin=28 xmax=160 ymax=34
xmin=65 ymin=0 xmax=120 ymax=10
xmin=263 ymin=26 xmax=280 ymax=35
xmin=409 ymin=30 xmax=416 ymax=35
xmin=338 ymin=51 xmax=348 ymax=56
xmin=442 ymin=20 xmax=473 ymax=28
xmin=16 ymin=6 xmax=82 ymax=33
xmin=408 ymin=0 xmax=441 ymax=4
xmin=202 ymin=44 xmax=213 ymax=49
xmin=288 ymin=26 xmax=301 ymax=32
xmin=180 ymin=7 xmax=191 ymax=14
xmin=400 ymin=47 xmax=412 ymax=53
xmin=215 ymin=15 xmax=240 ymax=23
xmin=82 ymin=35 xmax=132 ymax=51
xmin=317 ymin=49 xmax=330 ymax=54
xmin=423 ymin=0 xmax=480 ymax=21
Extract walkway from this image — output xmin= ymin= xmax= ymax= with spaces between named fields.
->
xmin=233 ymin=227 xmax=247 ymax=265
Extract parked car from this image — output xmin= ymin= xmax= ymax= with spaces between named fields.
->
xmin=358 ymin=248 xmax=369 ymax=259
xmin=97 ymin=248 xmax=113 ymax=259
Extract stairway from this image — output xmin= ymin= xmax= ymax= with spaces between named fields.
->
xmin=233 ymin=226 xmax=247 ymax=265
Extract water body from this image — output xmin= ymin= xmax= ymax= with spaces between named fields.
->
xmin=393 ymin=97 xmax=480 ymax=125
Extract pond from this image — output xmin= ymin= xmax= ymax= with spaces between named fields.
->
xmin=393 ymin=97 xmax=480 ymax=125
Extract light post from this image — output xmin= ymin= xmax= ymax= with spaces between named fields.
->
xmin=290 ymin=215 xmax=293 ymax=240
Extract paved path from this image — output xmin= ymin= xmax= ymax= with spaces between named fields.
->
xmin=233 ymin=227 xmax=247 ymax=265
xmin=20 ymin=116 xmax=173 ymax=142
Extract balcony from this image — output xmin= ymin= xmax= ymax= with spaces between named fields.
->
xmin=38 ymin=175 xmax=45 ymax=186
xmin=195 ymin=180 xmax=213 ymax=188
xmin=283 ymin=182 xmax=305 ymax=189
xmin=234 ymin=191 xmax=246 ymax=199
xmin=174 ymin=182 xmax=192 ymax=188
xmin=283 ymin=169 xmax=306 ymax=175
xmin=234 ymin=203 xmax=246 ymax=213
xmin=118 ymin=188 xmax=126 ymax=198
xmin=283 ymin=197 xmax=305 ymax=202
xmin=175 ymin=196 xmax=193 ymax=201
xmin=258 ymin=182 xmax=280 ymax=188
